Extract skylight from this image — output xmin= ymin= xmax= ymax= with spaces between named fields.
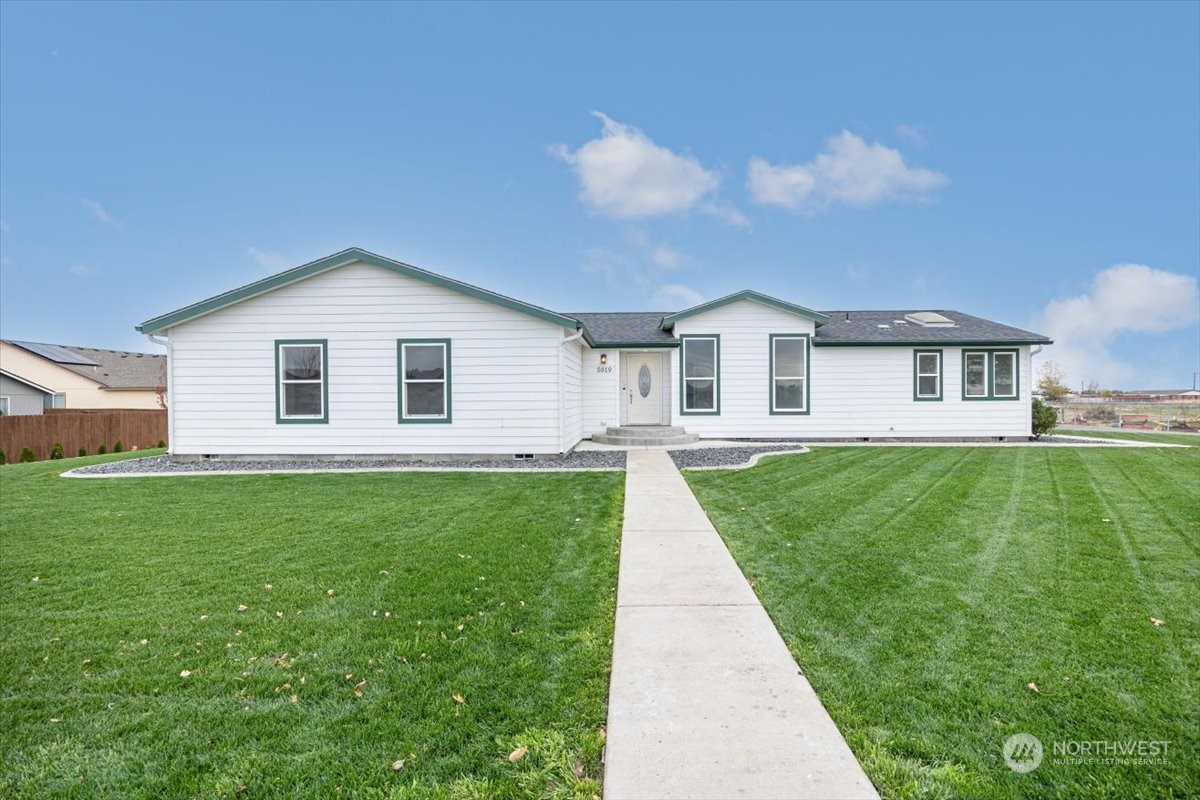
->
xmin=904 ymin=312 xmax=955 ymax=327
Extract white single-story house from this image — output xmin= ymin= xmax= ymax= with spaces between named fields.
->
xmin=136 ymin=248 xmax=1052 ymax=458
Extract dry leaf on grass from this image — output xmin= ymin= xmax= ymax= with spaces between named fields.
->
xmin=452 ymin=693 xmax=465 ymax=704
xmin=237 ymin=605 xmax=248 ymax=612
xmin=1151 ymin=618 xmax=1165 ymax=627
xmin=1027 ymin=682 xmax=1039 ymax=693
xmin=180 ymin=670 xmax=193 ymax=678
xmin=507 ymin=746 xmax=527 ymax=763
xmin=391 ymin=759 xmax=406 ymax=771
xmin=354 ymin=679 xmax=367 ymax=697
xmin=326 ymin=589 xmax=335 ymax=597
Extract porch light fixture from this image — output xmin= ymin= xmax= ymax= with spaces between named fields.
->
xmin=599 ymin=353 xmax=608 ymax=365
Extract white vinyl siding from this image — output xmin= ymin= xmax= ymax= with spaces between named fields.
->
xmin=561 ymin=338 xmax=583 ymax=451
xmin=580 ymin=347 xmax=619 ymax=435
xmin=671 ymin=299 xmax=1033 ymax=438
xmin=168 ymin=261 xmax=574 ymax=455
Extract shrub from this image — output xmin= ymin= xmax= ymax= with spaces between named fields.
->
xmin=157 ymin=440 xmax=166 ymax=449
xmin=0 ymin=449 xmax=6 ymax=465
xmin=97 ymin=444 xmax=107 ymax=455
xmin=49 ymin=442 xmax=65 ymax=460
xmin=78 ymin=446 xmax=88 ymax=457
xmin=20 ymin=447 xmax=36 ymax=463
xmin=113 ymin=441 xmax=124 ymax=453
xmin=1032 ymin=398 xmax=1058 ymax=439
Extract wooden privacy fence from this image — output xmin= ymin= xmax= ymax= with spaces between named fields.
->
xmin=0 ymin=409 xmax=167 ymax=462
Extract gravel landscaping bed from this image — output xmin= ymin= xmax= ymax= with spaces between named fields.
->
xmin=69 ymin=450 xmax=626 ymax=476
xmin=669 ymin=444 xmax=811 ymax=470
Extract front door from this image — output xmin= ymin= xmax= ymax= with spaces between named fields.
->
xmin=624 ymin=352 xmax=663 ymax=425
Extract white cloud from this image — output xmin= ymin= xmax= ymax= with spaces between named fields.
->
xmin=846 ymin=264 xmax=868 ymax=282
xmin=248 ymin=247 xmax=288 ymax=271
xmin=70 ymin=264 xmax=96 ymax=278
xmin=894 ymin=123 xmax=927 ymax=148
xmin=653 ymin=283 xmax=704 ymax=309
xmin=552 ymin=112 xmax=721 ymax=219
xmin=701 ymin=201 xmax=751 ymax=228
xmin=747 ymin=130 xmax=948 ymax=212
xmin=651 ymin=245 xmax=682 ymax=269
xmin=85 ymin=199 xmax=117 ymax=225
xmin=1038 ymin=264 xmax=1200 ymax=388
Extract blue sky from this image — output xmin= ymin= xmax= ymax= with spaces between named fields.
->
xmin=1 ymin=1 xmax=1197 ymax=389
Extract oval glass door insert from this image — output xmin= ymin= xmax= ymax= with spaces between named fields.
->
xmin=638 ymin=364 xmax=652 ymax=397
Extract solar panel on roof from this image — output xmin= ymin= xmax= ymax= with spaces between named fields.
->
xmin=9 ymin=340 xmax=100 ymax=366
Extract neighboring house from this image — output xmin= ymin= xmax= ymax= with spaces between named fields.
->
xmin=136 ymin=248 xmax=1052 ymax=458
xmin=0 ymin=340 xmax=166 ymax=415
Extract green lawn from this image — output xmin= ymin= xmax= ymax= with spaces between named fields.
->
xmin=685 ymin=447 xmax=1200 ymax=800
xmin=1057 ymin=428 xmax=1200 ymax=446
xmin=0 ymin=453 xmax=624 ymax=799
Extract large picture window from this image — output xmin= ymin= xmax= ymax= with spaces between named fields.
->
xmin=913 ymin=349 xmax=943 ymax=401
xmin=963 ymin=349 xmax=1019 ymax=400
xmin=276 ymin=340 xmax=328 ymax=423
xmin=398 ymin=339 xmax=451 ymax=423
xmin=770 ymin=334 xmax=810 ymax=414
xmin=680 ymin=335 xmax=719 ymax=414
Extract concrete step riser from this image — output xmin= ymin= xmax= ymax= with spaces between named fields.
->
xmin=604 ymin=427 xmax=687 ymax=437
xmin=593 ymin=435 xmax=700 ymax=446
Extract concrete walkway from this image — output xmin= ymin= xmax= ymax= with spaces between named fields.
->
xmin=604 ymin=450 xmax=879 ymax=800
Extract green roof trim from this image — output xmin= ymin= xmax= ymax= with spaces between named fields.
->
xmin=660 ymin=290 xmax=832 ymax=329
xmin=813 ymin=339 xmax=1052 ymax=347
xmin=136 ymin=248 xmax=582 ymax=334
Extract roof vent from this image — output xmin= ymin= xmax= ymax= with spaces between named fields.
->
xmin=904 ymin=312 xmax=955 ymax=328
xmin=877 ymin=323 xmax=890 ymax=329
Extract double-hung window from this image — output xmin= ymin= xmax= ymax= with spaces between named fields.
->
xmin=0 ymin=396 xmax=9 ymax=415
xmin=398 ymin=339 xmax=451 ymax=422
xmin=963 ymin=349 xmax=1018 ymax=400
xmin=913 ymin=350 xmax=943 ymax=401
xmin=276 ymin=340 xmax=328 ymax=423
xmin=770 ymin=334 xmax=810 ymax=413
xmin=680 ymin=335 xmax=719 ymax=414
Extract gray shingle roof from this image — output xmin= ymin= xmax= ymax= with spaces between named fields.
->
xmin=562 ymin=313 xmax=677 ymax=346
xmin=4 ymin=340 xmax=166 ymax=389
xmin=558 ymin=309 xmax=1051 ymax=347
xmin=812 ymin=310 xmax=1051 ymax=345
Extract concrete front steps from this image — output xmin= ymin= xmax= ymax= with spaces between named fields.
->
xmin=591 ymin=425 xmax=699 ymax=447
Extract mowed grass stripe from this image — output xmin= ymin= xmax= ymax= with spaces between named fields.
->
xmin=0 ymin=455 xmax=624 ymax=799
xmin=685 ymin=447 xmax=1200 ymax=800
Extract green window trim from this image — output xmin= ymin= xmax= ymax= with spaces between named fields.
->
xmin=769 ymin=334 xmax=811 ymax=415
xmin=961 ymin=348 xmax=1020 ymax=401
xmin=275 ymin=339 xmax=329 ymax=424
xmin=679 ymin=334 xmax=721 ymax=415
xmin=398 ymin=339 xmax=452 ymax=424
xmin=913 ymin=349 xmax=943 ymax=401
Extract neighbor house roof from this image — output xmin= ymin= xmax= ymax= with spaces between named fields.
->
xmin=0 ymin=368 xmax=56 ymax=395
xmin=137 ymin=247 xmax=581 ymax=334
xmin=3 ymin=340 xmax=166 ymax=389
xmin=811 ymin=310 xmax=1051 ymax=346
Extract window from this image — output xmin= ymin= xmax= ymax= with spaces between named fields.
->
xmin=398 ymin=339 xmax=451 ymax=423
xmin=0 ymin=396 xmax=9 ymax=415
xmin=913 ymin=350 xmax=943 ymax=401
xmin=275 ymin=340 xmax=328 ymax=423
xmin=770 ymin=334 xmax=810 ymax=414
xmin=680 ymin=335 xmax=719 ymax=414
xmin=43 ymin=393 xmax=66 ymax=410
xmin=962 ymin=349 xmax=1019 ymax=400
